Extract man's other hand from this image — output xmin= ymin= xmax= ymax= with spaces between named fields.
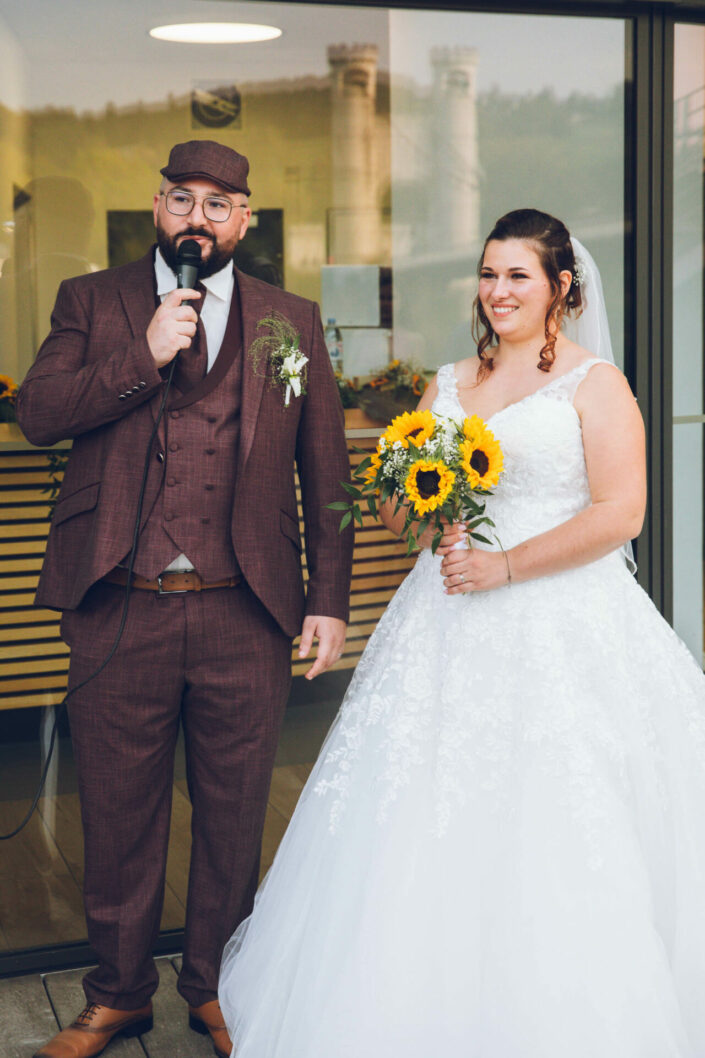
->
xmin=298 ymin=616 xmax=347 ymax=680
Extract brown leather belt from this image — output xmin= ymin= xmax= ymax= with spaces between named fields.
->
xmin=104 ymin=567 xmax=241 ymax=595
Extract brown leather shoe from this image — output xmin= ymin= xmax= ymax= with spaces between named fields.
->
xmin=32 ymin=1002 xmax=153 ymax=1058
xmin=188 ymin=999 xmax=233 ymax=1058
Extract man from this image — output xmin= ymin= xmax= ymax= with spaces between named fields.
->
xmin=17 ymin=140 xmax=353 ymax=1058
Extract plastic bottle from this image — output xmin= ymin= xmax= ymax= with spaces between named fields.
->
xmin=324 ymin=318 xmax=344 ymax=375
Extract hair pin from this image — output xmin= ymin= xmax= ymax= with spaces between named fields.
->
xmin=572 ymin=259 xmax=587 ymax=287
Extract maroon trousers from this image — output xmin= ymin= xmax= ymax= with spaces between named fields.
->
xmin=61 ymin=579 xmax=292 ymax=1010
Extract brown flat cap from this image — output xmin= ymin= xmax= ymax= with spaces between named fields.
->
xmin=161 ymin=140 xmax=251 ymax=195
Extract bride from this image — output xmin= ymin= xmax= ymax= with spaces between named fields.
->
xmin=218 ymin=209 xmax=705 ymax=1057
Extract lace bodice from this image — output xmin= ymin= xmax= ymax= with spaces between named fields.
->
xmin=433 ymin=358 xmax=606 ymax=550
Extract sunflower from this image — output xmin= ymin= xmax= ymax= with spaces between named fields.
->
xmin=460 ymin=415 xmax=504 ymax=489
xmin=382 ymin=409 xmax=436 ymax=450
xmin=405 ymin=459 xmax=455 ymax=516
xmin=0 ymin=374 xmax=18 ymax=401
xmin=363 ymin=451 xmax=382 ymax=486
xmin=412 ymin=373 xmax=427 ymax=397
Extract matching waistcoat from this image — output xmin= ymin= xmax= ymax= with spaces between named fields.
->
xmin=131 ymin=280 xmax=244 ymax=582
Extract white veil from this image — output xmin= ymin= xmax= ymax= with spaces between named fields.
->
xmin=563 ymin=236 xmax=636 ymax=573
xmin=562 ymin=237 xmax=615 ymax=364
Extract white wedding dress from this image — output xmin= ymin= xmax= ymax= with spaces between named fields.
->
xmin=219 ymin=358 xmax=705 ymax=1058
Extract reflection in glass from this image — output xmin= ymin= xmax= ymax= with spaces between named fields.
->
xmin=389 ymin=12 xmax=626 ymax=372
xmin=672 ymin=24 xmax=705 ymax=665
xmin=0 ymin=1 xmax=633 ymax=961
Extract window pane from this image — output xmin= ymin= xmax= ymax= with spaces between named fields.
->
xmin=672 ymin=23 xmax=705 ymax=665
xmin=389 ymin=11 xmax=626 ymax=371
xmin=0 ymin=1 xmax=630 ymax=961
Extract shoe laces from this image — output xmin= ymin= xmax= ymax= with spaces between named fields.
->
xmin=75 ymin=1004 xmax=102 ymax=1026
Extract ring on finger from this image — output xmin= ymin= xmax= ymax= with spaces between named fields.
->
xmin=459 ymin=573 xmax=466 ymax=584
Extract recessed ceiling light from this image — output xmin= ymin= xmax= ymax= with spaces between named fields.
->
xmin=149 ymin=22 xmax=282 ymax=44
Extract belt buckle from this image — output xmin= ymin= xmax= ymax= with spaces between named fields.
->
xmin=157 ymin=573 xmax=190 ymax=596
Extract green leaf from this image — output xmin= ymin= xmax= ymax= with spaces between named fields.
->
xmin=339 ymin=511 xmax=352 ymax=532
xmin=367 ymin=496 xmax=378 ymax=517
xmin=341 ymin=481 xmax=363 ymax=497
xmin=431 ymin=529 xmax=443 ymax=554
xmin=327 ymin=501 xmax=351 ymax=511
xmin=471 ymin=532 xmax=492 ymax=546
xmin=353 ymin=505 xmax=364 ymax=528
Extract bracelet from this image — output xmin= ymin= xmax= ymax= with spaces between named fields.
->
xmin=499 ymin=542 xmax=512 ymax=586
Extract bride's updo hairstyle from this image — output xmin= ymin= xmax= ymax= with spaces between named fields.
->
xmin=473 ymin=208 xmax=583 ymax=378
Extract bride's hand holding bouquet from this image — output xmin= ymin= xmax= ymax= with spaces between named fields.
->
xmin=330 ymin=408 xmax=506 ymax=587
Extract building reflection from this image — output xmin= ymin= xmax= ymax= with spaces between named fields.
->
xmin=0 ymin=34 xmax=630 ymax=381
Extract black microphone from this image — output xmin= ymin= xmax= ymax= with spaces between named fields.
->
xmin=175 ymin=239 xmax=202 ymax=301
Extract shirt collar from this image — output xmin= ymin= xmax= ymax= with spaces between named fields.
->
xmin=154 ymin=246 xmax=234 ymax=301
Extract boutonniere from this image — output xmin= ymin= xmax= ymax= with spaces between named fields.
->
xmin=249 ymin=311 xmax=308 ymax=407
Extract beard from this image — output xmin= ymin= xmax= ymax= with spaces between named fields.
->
xmin=156 ymin=223 xmax=239 ymax=280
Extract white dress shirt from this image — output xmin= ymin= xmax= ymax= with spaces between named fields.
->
xmin=154 ymin=246 xmax=234 ymax=371
xmin=154 ymin=247 xmax=235 ymax=573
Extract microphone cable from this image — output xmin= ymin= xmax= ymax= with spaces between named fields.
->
xmin=0 ymin=357 xmax=179 ymax=840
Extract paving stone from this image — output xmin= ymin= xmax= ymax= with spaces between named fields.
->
xmin=147 ymin=958 xmax=214 ymax=1058
xmin=0 ymin=973 xmax=58 ymax=1058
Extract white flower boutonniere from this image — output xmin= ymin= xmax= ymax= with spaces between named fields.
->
xmin=280 ymin=349 xmax=308 ymax=406
xmin=249 ymin=311 xmax=308 ymax=407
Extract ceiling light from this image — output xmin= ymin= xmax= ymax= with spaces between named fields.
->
xmin=149 ymin=22 xmax=282 ymax=44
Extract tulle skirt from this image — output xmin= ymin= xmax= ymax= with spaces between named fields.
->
xmin=219 ymin=549 xmax=705 ymax=1057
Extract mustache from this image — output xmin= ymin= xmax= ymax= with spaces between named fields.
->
xmin=176 ymin=229 xmax=215 ymax=242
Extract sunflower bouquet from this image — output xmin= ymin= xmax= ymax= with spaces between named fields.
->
xmin=331 ymin=408 xmax=504 ymax=555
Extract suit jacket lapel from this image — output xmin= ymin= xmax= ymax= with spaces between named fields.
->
xmin=237 ymin=268 xmax=272 ymax=472
xmin=117 ymin=247 xmax=166 ymax=444
xmin=118 ymin=246 xmax=158 ymax=342
xmin=115 ymin=257 xmax=273 ymax=467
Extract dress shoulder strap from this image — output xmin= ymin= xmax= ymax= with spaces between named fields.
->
xmin=435 ymin=362 xmax=457 ymax=400
xmin=553 ymin=357 xmax=621 ymax=404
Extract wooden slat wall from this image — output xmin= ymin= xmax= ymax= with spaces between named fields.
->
xmin=0 ymin=438 xmax=415 ymax=708
xmin=0 ymin=449 xmax=68 ymax=710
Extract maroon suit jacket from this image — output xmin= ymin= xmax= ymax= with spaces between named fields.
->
xmin=16 ymin=249 xmax=353 ymax=637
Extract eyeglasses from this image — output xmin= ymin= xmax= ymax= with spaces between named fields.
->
xmin=161 ymin=189 xmax=245 ymax=223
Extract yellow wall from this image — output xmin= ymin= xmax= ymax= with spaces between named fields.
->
xmin=1 ymin=75 xmax=390 ymax=381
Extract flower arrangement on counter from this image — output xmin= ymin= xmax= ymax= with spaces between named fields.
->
xmin=337 ymin=359 xmax=428 ymax=421
xmin=0 ymin=374 xmax=18 ymax=422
